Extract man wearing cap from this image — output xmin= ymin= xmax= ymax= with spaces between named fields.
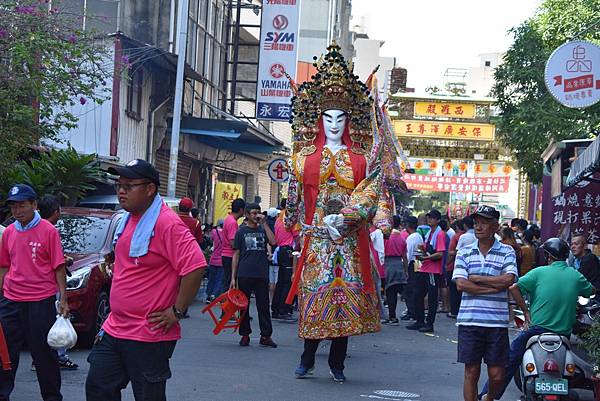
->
xmin=0 ymin=184 xmax=68 ymax=401
xmin=86 ymin=159 xmax=207 ymax=401
xmin=452 ymin=205 xmax=518 ymax=401
xmin=406 ymin=209 xmax=447 ymax=333
xmin=177 ymin=197 xmax=203 ymax=246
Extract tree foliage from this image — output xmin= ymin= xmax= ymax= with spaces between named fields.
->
xmin=4 ymin=146 xmax=102 ymax=206
xmin=493 ymin=0 xmax=600 ymax=183
xmin=0 ymin=0 xmax=111 ymax=178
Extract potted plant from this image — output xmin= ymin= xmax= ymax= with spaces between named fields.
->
xmin=582 ymin=322 xmax=600 ymax=400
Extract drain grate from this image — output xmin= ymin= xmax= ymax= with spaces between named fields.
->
xmin=374 ymin=390 xmax=420 ymax=398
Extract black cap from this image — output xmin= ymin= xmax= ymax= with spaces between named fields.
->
xmin=108 ymin=159 xmax=160 ymax=186
xmin=471 ymin=205 xmax=500 ymax=221
xmin=6 ymin=184 xmax=37 ymax=203
xmin=426 ymin=209 xmax=442 ymax=220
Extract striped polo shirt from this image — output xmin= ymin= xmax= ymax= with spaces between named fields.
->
xmin=452 ymin=239 xmax=518 ymax=328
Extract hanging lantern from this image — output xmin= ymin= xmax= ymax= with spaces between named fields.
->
xmin=459 ymin=162 xmax=467 ymax=172
xmin=428 ymin=160 xmax=438 ymax=170
xmin=474 ymin=164 xmax=483 ymax=174
xmin=502 ymin=164 xmax=513 ymax=175
xmin=487 ymin=164 xmax=497 ymax=174
xmin=414 ymin=160 xmax=424 ymax=170
xmin=444 ymin=161 xmax=453 ymax=171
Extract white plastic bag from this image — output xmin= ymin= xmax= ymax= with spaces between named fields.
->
xmin=47 ymin=315 xmax=78 ymax=349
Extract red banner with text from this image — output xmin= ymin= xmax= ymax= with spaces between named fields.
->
xmin=402 ymin=174 xmax=510 ymax=193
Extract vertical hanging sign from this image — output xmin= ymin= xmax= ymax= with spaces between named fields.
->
xmin=256 ymin=0 xmax=300 ymax=121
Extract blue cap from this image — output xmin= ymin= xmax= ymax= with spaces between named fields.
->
xmin=6 ymin=184 xmax=38 ymax=203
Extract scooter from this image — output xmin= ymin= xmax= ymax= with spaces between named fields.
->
xmin=512 ymin=297 xmax=599 ymax=401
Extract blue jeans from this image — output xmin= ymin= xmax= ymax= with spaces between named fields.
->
xmin=480 ymin=325 xmax=547 ymax=400
xmin=205 ymin=265 xmax=224 ymax=298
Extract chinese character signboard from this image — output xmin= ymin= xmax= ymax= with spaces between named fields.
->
xmin=545 ymin=40 xmax=600 ymax=108
xmin=394 ymin=120 xmax=495 ymax=141
xmin=213 ymin=182 xmax=244 ymax=224
xmin=414 ymin=102 xmax=476 ymax=119
xmin=256 ymin=0 xmax=300 ymax=121
xmin=402 ymin=174 xmax=509 ymax=193
xmin=551 ymin=179 xmax=600 ymax=244
xmin=267 ymin=158 xmax=289 ymax=182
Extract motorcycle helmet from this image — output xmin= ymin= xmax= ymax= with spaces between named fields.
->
xmin=541 ymin=237 xmax=570 ymax=261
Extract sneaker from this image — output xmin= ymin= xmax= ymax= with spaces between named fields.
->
xmin=295 ymin=364 xmax=314 ymax=378
xmin=239 ymin=335 xmax=250 ymax=346
xmin=280 ymin=314 xmax=297 ymax=322
xmin=389 ymin=318 xmax=400 ymax=326
xmin=259 ymin=336 xmax=278 ymax=348
xmin=400 ymin=314 xmax=414 ymax=321
xmin=59 ymin=358 xmax=79 ymax=370
xmin=406 ymin=322 xmax=424 ymax=330
xmin=329 ymin=368 xmax=346 ymax=383
xmin=419 ymin=325 xmax=434 ymax=333
xmin=272 ymin=313 xmax=283 ymax=320
xmin=381 ymin=319 xmax=391 ymax=325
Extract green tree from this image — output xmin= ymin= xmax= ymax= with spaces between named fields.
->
xmin=0 ymin=1 xmax=110 ymax=180
xmin=493 ymin=0 xmax=600 ymax=183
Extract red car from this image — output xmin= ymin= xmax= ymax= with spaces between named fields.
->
xmin=57 ymin=207 xmax=123 ymax=346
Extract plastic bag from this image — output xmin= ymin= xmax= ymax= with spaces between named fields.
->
xmin=47 ymin=315 xmax=78 ymax=349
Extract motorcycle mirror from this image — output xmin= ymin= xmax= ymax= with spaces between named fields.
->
xmin=578 ymin=296 xmax=590 ymax=306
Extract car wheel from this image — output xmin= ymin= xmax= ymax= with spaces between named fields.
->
xmin=80 ymin=290 xmax=110 ymax=348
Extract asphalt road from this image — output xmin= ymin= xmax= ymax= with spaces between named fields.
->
xmin=10 ymin=301 xmax=595 ymax=401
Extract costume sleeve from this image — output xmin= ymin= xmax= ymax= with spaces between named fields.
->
xmin=346 ymin=168 xmax=382 ymax=223
xmin=285 ymin=157 xmax=302 ymax=227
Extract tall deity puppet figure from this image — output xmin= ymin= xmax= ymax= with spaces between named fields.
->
xmin=285 ymin=43 xmax=386 ymax=382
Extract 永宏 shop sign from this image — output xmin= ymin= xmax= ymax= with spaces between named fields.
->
xmin=256 ymin=0 xmax=300 ymax=121
xmin=545 ymin=40 xmax=600 ymax=108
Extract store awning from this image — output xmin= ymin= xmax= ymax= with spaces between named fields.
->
xmin=566 ymin=135 xmax=600 ymax=187
xmin=168 ymin=117 xmax=283 ymax=154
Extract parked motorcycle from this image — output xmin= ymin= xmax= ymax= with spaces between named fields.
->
xmin=512 ymin=296 xmax=600 ymax=401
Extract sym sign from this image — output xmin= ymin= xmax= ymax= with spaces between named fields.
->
xmin=267 ymin=158 xmax=289 ymax=183
xmin=256 ymin=0 xmax=300 ymax=121
xmin=545 ymin=40 xmax=600 ymax=108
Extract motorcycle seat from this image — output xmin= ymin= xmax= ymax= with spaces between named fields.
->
xmin=526 ymin=333 xmax=571 ymax=350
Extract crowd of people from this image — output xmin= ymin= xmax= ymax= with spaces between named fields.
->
xmin=1 ymin=158 xmax=600 ymax=401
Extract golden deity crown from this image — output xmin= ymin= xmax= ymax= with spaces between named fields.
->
xmin=290 ymin=42 xmax=373 ymax=155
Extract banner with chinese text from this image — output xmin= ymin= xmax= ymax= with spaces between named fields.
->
xmin=256 ymin=0 xmax=300 ymax=121
xmin=213 ymin=182 xmax=244 ymax=224
xmin=394 ymin=120 xmax=495 ymax=141
xmin=414 ymin=102 xmax=476 ymax=119
xmin=402 ymin=174 xmax=509 ymax=193
xmin=551 ymin=180 xmax=600 ymax=244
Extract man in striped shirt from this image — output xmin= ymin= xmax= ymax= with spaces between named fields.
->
xmin=452 ymin=205 xmax=518 ymax=401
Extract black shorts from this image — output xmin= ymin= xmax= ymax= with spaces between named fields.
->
xmin=457 ymin=325 xmax=509 ymax=366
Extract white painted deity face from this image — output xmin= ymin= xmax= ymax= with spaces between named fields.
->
xmin=322 ymin=109 xmax=347 ymax=145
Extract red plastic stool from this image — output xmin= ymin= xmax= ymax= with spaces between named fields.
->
xmin=201 ymin=289 xmax=248 ymax=335
xmin=0 ymin=323 xmax=11 ymax=370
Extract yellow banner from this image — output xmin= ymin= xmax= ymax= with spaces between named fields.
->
xmin=414 ymin=101 xmax=476 ymax=119
xmin=394 ymin=120 xmax=495 ymax=141
xmin=213 ymin=182 xmax=243 ymax=224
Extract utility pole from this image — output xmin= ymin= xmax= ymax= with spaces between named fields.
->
xmin=167 ymin=0 xmax=189 ymax=198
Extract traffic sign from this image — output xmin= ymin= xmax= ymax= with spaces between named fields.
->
xmin=545 ymin=40 xmax=600 ymax=108
xmin=267 ymin=158 xmax=289 ymax=183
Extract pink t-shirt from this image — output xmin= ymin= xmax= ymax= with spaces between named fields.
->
xmin=385 ymin=231 xmax=407 ymax=257
xmin=221 ymin=214 xmax=238 ymax=258
xmin=419 ymin=228 xmax=447 ymax=275
xmin=0 ymin=220 xmax=65 ymax=302
xmin=209 ymin=228 xmax=223 ymax=267
xmin=274 ymin=218 xmax=296 ymax=247
xmin=102 ymin=205 xmax=206 ymax=342
xmin=400 ymin=230 xmax=409 ymax=241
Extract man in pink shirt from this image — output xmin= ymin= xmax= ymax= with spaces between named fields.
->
xmin=272 ymin=199 xmax=298 ymax=320
xmin=0 ymin=184 xmax=68 ymax=401
xmin=221 ymin=198 xmax=245 ymax=293
xmin=86 ymin=159 xmax=206 ymax=401
xmin=406 ymin=209 xmax=447 ymax=334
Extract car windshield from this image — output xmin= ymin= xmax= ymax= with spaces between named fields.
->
xmin=56 ymin=215 xmax=112 ymax=254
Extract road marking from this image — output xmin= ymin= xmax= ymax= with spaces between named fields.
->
xmin=374 ymin=390 xmax=420 ymax=398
